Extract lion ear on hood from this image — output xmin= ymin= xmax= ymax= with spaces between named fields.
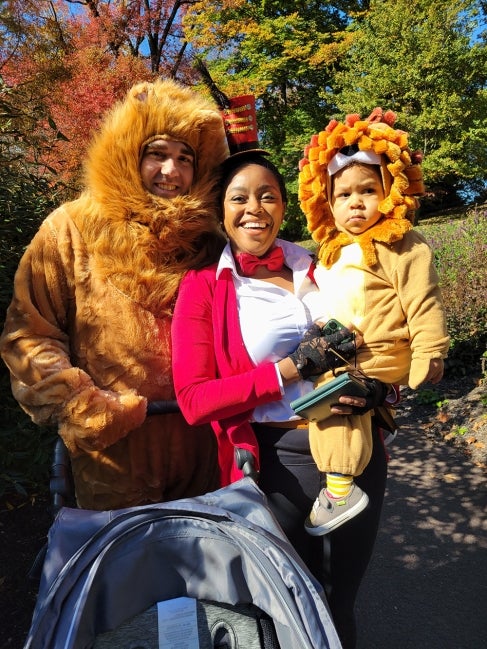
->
xmin=134 ymin=90 xmax=148 ymax=102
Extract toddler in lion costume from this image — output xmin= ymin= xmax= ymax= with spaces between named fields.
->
xmin=298 ymin=108 xmax=450 ymax=535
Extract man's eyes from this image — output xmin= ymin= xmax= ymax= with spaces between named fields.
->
xmin=179 ymin=155 xmax=194 ymax=165
xmin=147 ymin=151 xmax=193 ymax=165
xmin=146 ymin=151 xmax=165 ymax=162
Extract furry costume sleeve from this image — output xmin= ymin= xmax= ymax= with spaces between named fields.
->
xmin=385 ymin=232 xmax=450 ymax=388
xmin=0 ymin=211 xmax=147 ymax=455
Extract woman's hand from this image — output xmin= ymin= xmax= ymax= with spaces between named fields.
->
xmin=288 ymin=325 xmax=358 ymax=380
xmin=330 ymin=394 xmax=367 ymax=415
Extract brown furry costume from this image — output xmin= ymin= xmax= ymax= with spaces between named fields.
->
xmin=0 ymin=80 xmax=229 ymax=509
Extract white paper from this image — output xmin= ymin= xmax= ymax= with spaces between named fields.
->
xmin=157 ymin=597 xmax=199 ymax=649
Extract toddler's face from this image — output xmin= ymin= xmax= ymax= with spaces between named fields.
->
xmin=330 ymin=163 xmax=384 ymax=235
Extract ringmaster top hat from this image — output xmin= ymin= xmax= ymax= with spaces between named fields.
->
xmin=195 ymin=59 xmax=269 ymax=158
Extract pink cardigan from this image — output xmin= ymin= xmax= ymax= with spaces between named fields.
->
xmin=172 ymin=264 xmax=283 ymax=485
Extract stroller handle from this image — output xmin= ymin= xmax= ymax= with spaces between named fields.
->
xmin=49 ymin=400 xmax=257 ymax=512
xmin=146 ymin=399 xmax=180 ymax=415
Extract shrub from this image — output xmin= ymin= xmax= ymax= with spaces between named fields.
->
xmin=0 ymin=368 xmax=56 ymax=500
xmin=418 ymin=206 xmax=487 ymax=376
xmin=0 ymin=175 xmax=66 ymax=499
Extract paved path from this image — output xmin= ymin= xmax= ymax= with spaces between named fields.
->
xmin=3 ymin=416 xmax=485 ymax=648
xmin=355 ymin=422 xmax=487 ymax=649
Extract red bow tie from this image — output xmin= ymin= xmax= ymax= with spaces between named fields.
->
xmin=235 ymin=246 xmax=285 ymax=276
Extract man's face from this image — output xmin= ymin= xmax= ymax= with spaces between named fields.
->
xmin=140 ymin=139 xmax=195 ymax=198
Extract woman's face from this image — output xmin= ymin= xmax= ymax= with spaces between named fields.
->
xmin=222 ymin=163 xmax=286 ymax=257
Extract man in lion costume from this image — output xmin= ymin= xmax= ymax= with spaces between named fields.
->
xmin=0 ymin=79 xmax=229 ymax=510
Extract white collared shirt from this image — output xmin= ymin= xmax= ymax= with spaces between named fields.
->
xmin=217 ymin=239 xmax=324 ymax=421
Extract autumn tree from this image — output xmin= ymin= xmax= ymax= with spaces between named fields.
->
xmin=1 ymin=1 xmax=72 ymax=182
xmin=333 ymin=0 xmax=487 ymax=208
xmin=61 ymin=0 xmax=198 ymax=73
xmin=1 ymin=1 xmax=204 ymax=186
xmin=184 ymin=0 xmax=364 ymax=238
xmin=45 ymin=30 xmax=154 ymax=184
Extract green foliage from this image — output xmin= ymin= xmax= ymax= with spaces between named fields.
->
xmin=418 ymin=206 xmax=487 ymax=375
xmin=435 ymin=398 xmax=450 ymax=409
xmin=334 ymin=0 xmax=487 ymax=205
xmin=415 ymin=388 xmax=442 ymax=405
xmin=0 ymin=176 xmax=65 ymax=319
xmin=0 ymin=167 xmax=66 ymax=499
xmin=450 ymin=425 xmax=469 ymax=437
xmin=0 ymin=370 xmax=56 ymax=499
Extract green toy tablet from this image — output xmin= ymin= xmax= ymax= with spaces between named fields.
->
xmin=290 ymin=372 xmax=370 ymax=423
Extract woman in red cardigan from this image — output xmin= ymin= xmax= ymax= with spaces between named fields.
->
xmin=172 ymin=151 xmax=388 ymax=649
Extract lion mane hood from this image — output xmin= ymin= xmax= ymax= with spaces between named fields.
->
xmin=299 ymin=108 xmax=424 ymax=268
xmin=70 ymin=79 xmax=229 ymax=313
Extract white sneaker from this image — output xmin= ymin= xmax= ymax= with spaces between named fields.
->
xmin=304 ymin=485 xmax=369 ymax=536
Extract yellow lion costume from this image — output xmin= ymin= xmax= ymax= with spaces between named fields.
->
xmin=298 ymin=109 xmax=449 ymax=478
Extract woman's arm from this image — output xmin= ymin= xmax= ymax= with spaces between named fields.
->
xmin=172 ymin=270 xmax=283 ymax=425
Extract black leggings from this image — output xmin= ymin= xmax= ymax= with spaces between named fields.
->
xmin=253 ymin=423 xmax=387 ymax=649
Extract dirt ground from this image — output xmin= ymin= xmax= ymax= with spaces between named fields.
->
xmin=397 ymin=374 xmax=487 ymax=471
xmin=356 ymin=378 xmax=487 ymax=649
xmin=1 ymin=374 xmax=486 ymax=648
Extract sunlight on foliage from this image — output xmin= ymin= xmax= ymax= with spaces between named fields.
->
xmin=418 ymin=206 xmax=487 ymax=373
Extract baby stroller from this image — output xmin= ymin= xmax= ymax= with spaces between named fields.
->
xmin=24 ymin=403 xmax=342 ymax=649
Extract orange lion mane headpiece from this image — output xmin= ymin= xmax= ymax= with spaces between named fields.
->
xmin=299 ymin=108 xmax=424 ymax=267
